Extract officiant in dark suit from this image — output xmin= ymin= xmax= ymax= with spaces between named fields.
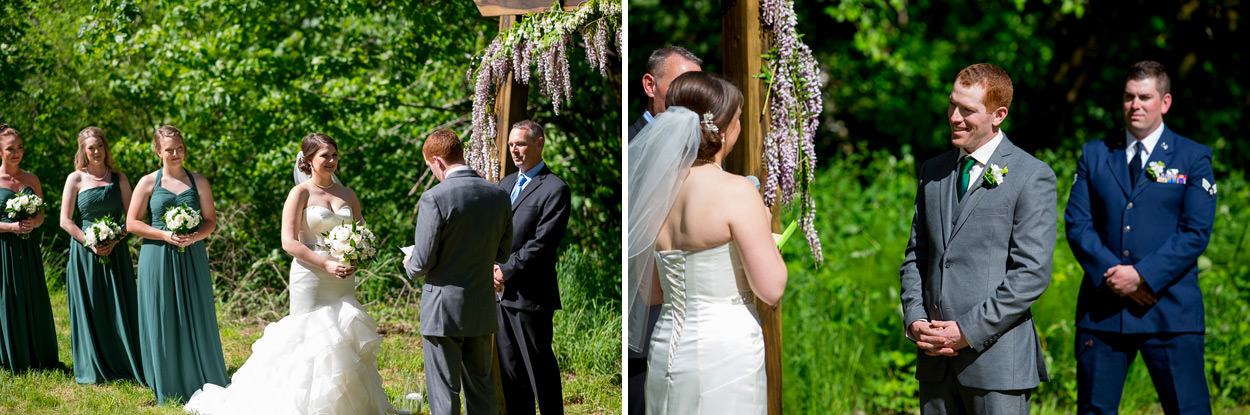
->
xmin=628 ymin=46 xmax=702 ymax=141
xmin=495 ymin=120 xmax=571 ymax=414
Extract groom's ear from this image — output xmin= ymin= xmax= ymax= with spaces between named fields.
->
xmin=991 ymin=106 xmax=1009 ymax=127
xmin=642 ymin=73 xmax=658 ymax=98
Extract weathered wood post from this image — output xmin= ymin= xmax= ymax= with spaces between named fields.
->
xmin=723 ymin=1 xmax=783 ymax=414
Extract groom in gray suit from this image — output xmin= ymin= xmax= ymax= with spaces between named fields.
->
xmin=900 ymin=63 xmax=1056 ymax=414
xmin=405 ymin=129 xmax=513 ymax=415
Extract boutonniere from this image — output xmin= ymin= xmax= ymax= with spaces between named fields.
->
xmin=1146 ymin=161 xmax=1166 ymax=180
xmin=983 ymin=164 xmax=1008 ymax=188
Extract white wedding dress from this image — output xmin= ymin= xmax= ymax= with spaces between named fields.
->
xmin=645 ymin=242 xmax=766 ymax=415
xmin=185 ymin=206 xmax=394 ymax=414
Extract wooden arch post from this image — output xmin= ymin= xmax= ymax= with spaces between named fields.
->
xmin=723 ymin=1 xmax=783 ymax=414
xmin=471 ymin=2 xmax=588 ymax=414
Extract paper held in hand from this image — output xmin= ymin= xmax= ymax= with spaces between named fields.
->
xmin=400 ymin=245 xmax=414 ymax=257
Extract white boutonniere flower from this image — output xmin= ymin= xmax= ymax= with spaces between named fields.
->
xmin=983 ymin=164 xmax=1008 ymax=187
xmin=1146 ymin=161 xmax=1166 ymax=180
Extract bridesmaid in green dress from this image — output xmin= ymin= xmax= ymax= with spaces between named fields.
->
xmin=58 ymin=127 xmax=144 ymax=384
xmin=125 ymin=125 xmax=227 ymax=404
xmin=0 ymin=123 xmax=60 ymax=373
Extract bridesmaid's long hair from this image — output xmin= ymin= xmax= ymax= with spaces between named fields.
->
xmin=665 ymin=72 xmax=744 ymax=160
xmin=298 ymin=133 xmax=338 ymax=175
xmin=75 ymin=127 xmax=120 ymax=173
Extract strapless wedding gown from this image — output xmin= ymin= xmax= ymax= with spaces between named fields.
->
xmin=645 ymin=242 xmax=766 ymax=415
xmin=185 ymin=206 xmax=394 ymax=414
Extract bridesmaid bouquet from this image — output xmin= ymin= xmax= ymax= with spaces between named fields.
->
xmin=83 ymin=216 xmax=125 ymax=264
xmin=322 ymin=222 xmax=379 ymax=268
xmin=163 ymin=202 xmax=201 ymax=252
xmin=5 ymin=193 xmax=48 ymax=240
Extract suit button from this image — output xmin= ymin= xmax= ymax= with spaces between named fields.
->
xmin=1126 ymin=202 xmax=1134 ymax=210
xmin=1123 ymin=225 xmax=1131 ymax=233
xmin=1123 ymin=250 xmax=1131 ymax=257
xmin=944 ymin=262 xmax=951 ymax=269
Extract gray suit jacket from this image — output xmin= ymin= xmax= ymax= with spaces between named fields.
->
xmin=406 ymin=168 xmax=513 ymax=337
xmin=899 ymin=136 xmax=1056 ymax=390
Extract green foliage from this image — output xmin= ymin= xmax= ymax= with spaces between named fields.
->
xmin=779 ymin=147 xmax=1250 ymax=412
xmin=2 ymin=0 xmax=618 ymax=321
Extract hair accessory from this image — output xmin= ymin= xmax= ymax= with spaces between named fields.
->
xmin=701 ymin=112 xmax=719 ymax=134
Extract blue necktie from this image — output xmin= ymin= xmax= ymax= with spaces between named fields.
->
xmin=510 ymin=174 xmax=528 ymax=203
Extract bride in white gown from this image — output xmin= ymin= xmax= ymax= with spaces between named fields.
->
xmin=185 ymin=133 xmax=394 ymax=414
xmin=628 ymin=72 xmax=788 ymax=415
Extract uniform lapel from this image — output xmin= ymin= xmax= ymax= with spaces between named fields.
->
xmin=950 ymin=137 xmax=1014 ymax=241
xmin=1106 ymin=139 xmax=1131 ymax=198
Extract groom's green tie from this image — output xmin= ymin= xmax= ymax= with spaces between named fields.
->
xmin=957 ymin=156 xmax=975 ymax=201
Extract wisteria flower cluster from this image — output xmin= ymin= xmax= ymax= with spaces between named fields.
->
xmin=468 ymin=0 xmax=621 ymax=181
xmin=321 ymin=222 xmax=379 ymax=269
xmin=163 ymin=202 xmax=201 ymax=252
xmin=5 ymin=193 xmax=48 ymax=240
xmin=760 ymin=0 xmax=825 ymax=262
xmin=83 ymin=216 xmax=125 ymax=263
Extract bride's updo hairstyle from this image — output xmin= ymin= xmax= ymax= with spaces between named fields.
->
xmin=75 ymin=127 xmax=120 ymax=172
xmin=298 ymin=133 xmax=338 ymax=175
xmin=664 ymin=71 xmax=744 ymax=159
xmin=152 ymin=125 xmax=184 ymax=153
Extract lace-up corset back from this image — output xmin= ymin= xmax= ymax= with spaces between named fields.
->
xmin=302 ymin=205 xmax=352 ymax=246
xmin=654 ymin=242 xmax=752 ymax=306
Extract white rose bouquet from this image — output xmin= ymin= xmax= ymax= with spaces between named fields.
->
xmin=163 ymin=202 xmax=201 ymax=252
xmin=322 ymin=222 xmax=379 ymax=268
xmin=5 ymin=193 xmax=48 ymax=240
xmin=83 ymin=216 xmax=125 ymax=264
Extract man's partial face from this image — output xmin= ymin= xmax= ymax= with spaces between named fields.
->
xmin=508 ymin=127 xmax=543 ymax=172
xmin=947 ymin=83 xmax=1004 ymax=153
xmin=644 ymin=56 xmax=702 ymax=115
xmin=1123 ymin=77 xmax=1171 ymax=139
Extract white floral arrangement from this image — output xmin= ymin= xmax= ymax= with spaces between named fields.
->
xmin=983 ymin=163 xmax=1008 ymax=187
xmin=5 ymin=193 xmax=47 ymax=240
xmin=322 ymin=222 xmax=379 ymax=268
xmin=163 ymin=202 xmax=201 ymax=252
xmin=83 ymin=216 xmax=125 ymax=264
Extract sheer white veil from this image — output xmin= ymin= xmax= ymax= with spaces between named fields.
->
xmin=293 ymin=150 xmax=343 ymax=185
xmin=627 ymin=106 xmax=701 ymax=353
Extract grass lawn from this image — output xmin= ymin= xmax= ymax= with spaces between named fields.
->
xmin=0 ymin=289 xmax=620 ymax=414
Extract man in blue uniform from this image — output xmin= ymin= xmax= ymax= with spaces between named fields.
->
xmin=1065 ymin=60 xmax=1217 ymax=415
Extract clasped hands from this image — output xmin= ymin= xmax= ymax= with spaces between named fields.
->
xmin=909 ymin=320 xmax=969 ymax=357
xmin=1103 ymin=264 xmax=1157 ymax=306
xmin=164 ymin=230 xmax=198 ymax=248
xmin=6 ymin=218 xmax=35 ymax=235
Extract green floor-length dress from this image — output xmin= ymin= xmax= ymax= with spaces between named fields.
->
xmin=66 ymin=173 xmax=144 ymax=384
xmin=136 ymin=170 xmax=227 ymax=404
xmin=0 ymin=186 xmax=59 ymax=373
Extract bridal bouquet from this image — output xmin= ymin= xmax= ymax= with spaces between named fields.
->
xmin=83 ymin=216 xmax=125 ymax=263
xmin=163 ymin=202 xmax=201 ymax=252
xmin=322 ymin=222 xmax=379 ymax=268
xmin=5 ymin=193 xmax=48 ymax=240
